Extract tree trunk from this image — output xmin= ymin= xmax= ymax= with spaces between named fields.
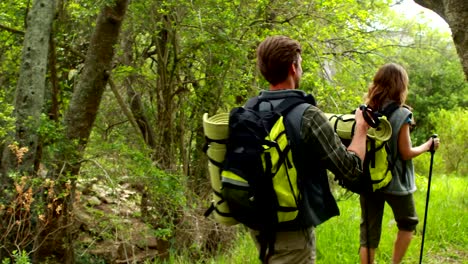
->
xmin=33 ymin=1 xmax=129 ymax=263
xmin=155 ymin=15 xmax=176 ymax=170
xmin=0 ymin=0 xmax=55 ymax=260
xmin=1 ymin=0 xmax=55 ymax=178
xmin=415 ymin=0 xmax=468 ymax=79
xmin=65 ymin=1 xmax=129 ymax=147
xmin=122 ymin=34 xmax=157 ymax=149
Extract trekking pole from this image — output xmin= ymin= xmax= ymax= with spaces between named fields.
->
xmin=365 ymin=197 xmax=371 ymax=264
xmin=419 ymin=134 xmax=438 ymax=264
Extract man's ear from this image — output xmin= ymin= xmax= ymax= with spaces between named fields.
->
xmin=290 ymin=63 xmax=297 ymax=75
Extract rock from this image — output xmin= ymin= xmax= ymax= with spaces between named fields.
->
xmin=88 ymin=240 xmax=119 ymax=263
xmin=100 ymin=195 xmax=116 ymax=204
xmin=87 ymin=196 xmax=101 ymax=206
xmin=74 ymin=178 xmax=170 ymax=264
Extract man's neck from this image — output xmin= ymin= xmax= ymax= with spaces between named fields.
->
xmin=269 ymin=86 xmax=294 ymax=91
xmin=269 ymin=79 xmax=296 ymax=91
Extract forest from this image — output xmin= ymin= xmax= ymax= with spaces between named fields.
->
xmin=0 ymin=0 xmax=466 ymax=263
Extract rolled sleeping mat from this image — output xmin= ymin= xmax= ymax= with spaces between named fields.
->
xmin=202 ymin=113 xmax=238 ymax=226
xmin=324 ymin=113 xmax=392 ymax=142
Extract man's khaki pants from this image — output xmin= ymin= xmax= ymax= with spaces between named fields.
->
xmin=250 ymin=227 xmax=316 ymax=264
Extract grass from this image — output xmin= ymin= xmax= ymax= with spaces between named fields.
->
xmin=317 ymin=174 xmax=467 ymax=263
xmin=154 ymin=174 xmax=467 ymax=264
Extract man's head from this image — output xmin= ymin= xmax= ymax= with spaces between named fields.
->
xmin=256 ymin=36 xmax=302 ymax=88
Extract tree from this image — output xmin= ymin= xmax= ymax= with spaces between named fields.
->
xmin=415 ymin=0 xmax=468 ymax=79
xmin=0 ymin=1 xmax=55 ymax=260
xmin=1 ymin=0 xmax=55 ymax=179
xmin=32 ymin=1 xmax=129 ymax=263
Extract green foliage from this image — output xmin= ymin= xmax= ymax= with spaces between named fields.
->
xmin=75 ymin=253 xmax=107 ymax=264
xmin=0 ymin=0 xmax=28 ymax=29
xmin=84 ymin=125 xmax=187 ymax=233
xmin=413 ymin=174 xmax=468 ymax=263
xmin=427 ymin=108 xmax=467 ymax=175
xmin=37 ymin=113 xmax=66 ymax=143
xmin=11 ymin=251 xmax=30 ymax=264
xmin=37 ymin=113 xmax=81 ymax=170
xmin=0 ymin=90 xmax=15 ymax=144
xmin=151 ymin=228 xmax=258 ymax=264
xmin=1 ymin=250 xmax=31 ymax=264
xmin=398 ymin=29 xmax=467 ymax=144
xmin=413 ymin=148 xmax=445 ymax=182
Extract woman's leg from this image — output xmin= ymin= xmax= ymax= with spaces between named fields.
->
xmin=359 ymin=247 xmax=376 ymax=264
xmin=386 ymin=193 xmax=419 ymax=264
xmin=392 ymin=230 xmax=413 ymax=264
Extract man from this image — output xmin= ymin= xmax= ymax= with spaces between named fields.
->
xmin=248 ymin=35 xmax=369 ymax=263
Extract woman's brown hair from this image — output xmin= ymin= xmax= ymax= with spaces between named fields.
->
xmin=365 ymin=63 xmax=409 ymax=110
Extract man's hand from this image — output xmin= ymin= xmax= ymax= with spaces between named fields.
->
xmin=354 ymin=107 xmax=370 ymax=132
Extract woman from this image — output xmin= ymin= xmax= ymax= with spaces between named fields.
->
xmin=359 ymin=63 xmax=440 ymax=264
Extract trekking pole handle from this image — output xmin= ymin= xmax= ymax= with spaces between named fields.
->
xmin=430 ymin=134 xmax=438 ymax=153
xmin=359 ymin=104 xmax=380 ymax=128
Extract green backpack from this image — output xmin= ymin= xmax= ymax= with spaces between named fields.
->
xmin=221 ymin=99 xmax=301 ymax=227
xmin=365 ymin=117 xmax=393 ymax=191
xmin=327 ymin=103 xmax=400 ymax=194
xmin=219 ymin=95 xmax=311 ymax=261
xmin=363 ymin=103 xmax=401 ymax=193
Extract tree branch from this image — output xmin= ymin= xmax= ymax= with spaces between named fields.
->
xmin=108 ymin=77 xmax=146 ymax=145
xmin=0 ymin=24 xmax=25 ymax=35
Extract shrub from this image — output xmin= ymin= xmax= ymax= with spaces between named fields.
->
xmin=0 ymin=90 xmax=15 ymax=144
xmin=428 ymin=108 xmax=467 ymax=176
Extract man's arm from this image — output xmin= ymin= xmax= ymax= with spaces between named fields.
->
xmin=347 ymin=108 xmax=369 ymax=162
xmin=301 ymin=107 xmax=368 ymax=179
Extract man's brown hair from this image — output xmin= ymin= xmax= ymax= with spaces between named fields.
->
xmin=256 ymin=36 xmax=302 ymax=85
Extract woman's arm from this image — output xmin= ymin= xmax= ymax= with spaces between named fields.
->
xmin=398 ymin=123 xmax=440 ymax=160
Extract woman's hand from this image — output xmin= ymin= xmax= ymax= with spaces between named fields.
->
xmin=427 ymin=136 xmax=440 ymax=152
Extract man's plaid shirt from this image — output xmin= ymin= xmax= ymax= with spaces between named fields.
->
xmin=300 ymin=105 xmax=364 ymax=181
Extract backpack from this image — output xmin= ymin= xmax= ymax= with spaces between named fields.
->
xmin=364 ymin=103 xmax=401 ymax=192
xmin=330 ymin=103 xmax=400 ymax=194
xmin=204 ymin=95 xmax=312 ymax=262
xmin=222 ymin=99 xmax=302 ymax=225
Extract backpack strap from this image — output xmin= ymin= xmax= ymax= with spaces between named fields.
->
xmin=380 ymin=102 xmax=401 ymax=171
xmin=244 ymin=96 xmax=260 ymax=109
xmin=203 ymin=137 xmax=228 ymax=168
xmin=380 ymin=102 xmax=400 ymax=119
xmin=281 ymin=102 xmax=314 ymax=245
xmin=283 ymin=103 xmax=310 ymax=140
xmin=274 ymin=96 xmax=310 ymax=115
